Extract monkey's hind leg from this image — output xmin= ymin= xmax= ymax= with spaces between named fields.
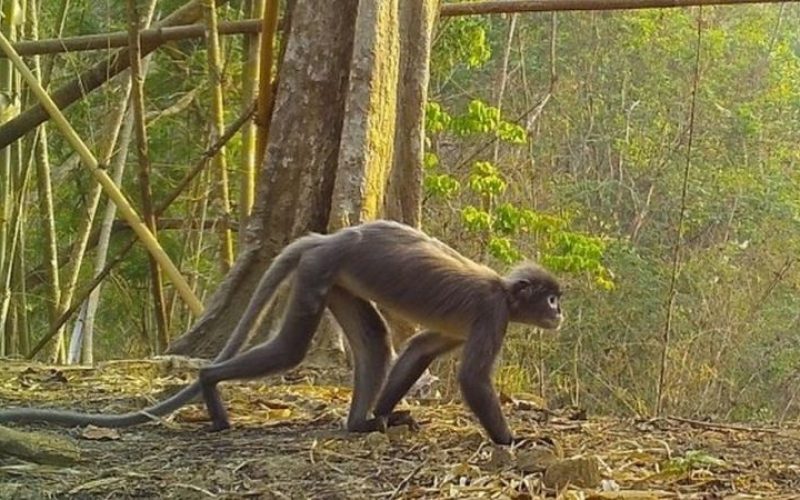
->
xmin=198 ymin=259 xmax=332 ymax=431
xmin=327 ymin=287 xmax=392 ymax=433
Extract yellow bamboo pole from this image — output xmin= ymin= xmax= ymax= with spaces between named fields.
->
xmin=0 ymin=31 xmax=205 ymax=317
xmin=202 ymin=0 xmax=235 ymax=271
xmin=238 ymin=0 xmax=263 ymax=224
xmin=253 ymin=0 xmax=279 ymax=168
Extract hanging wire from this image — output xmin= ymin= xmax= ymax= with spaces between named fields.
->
xmin=655 ymin=6 xmax=704 ymax=416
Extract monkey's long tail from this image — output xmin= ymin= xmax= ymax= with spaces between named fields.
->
xmin=0 ymin=234 xmax=325 ymax=427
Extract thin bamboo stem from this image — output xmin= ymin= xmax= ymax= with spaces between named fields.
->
xmin=0 ymin=0 xmax=23 ymax=356
xmin=28 ymin=0 xmax=62 ymax=359
xmin=202 ymin=0 xmax=235 ymax=271
xmin=128 ymin=0 xmax=169 ymax=353
xmin=253 ymin=0 xmax=279 ymax=168
xmin=238 ymin=0 xmax=263 ymax=228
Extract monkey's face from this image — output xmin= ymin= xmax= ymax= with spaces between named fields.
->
xmin=507 ymin=278 xmax=564 ymax=329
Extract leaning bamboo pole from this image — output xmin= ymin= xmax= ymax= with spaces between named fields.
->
xmin=0 ymin=31 xmax=205 ymax=317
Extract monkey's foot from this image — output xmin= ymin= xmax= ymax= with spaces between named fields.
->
xmin=207 ymin=420 xmax=231 ymax=432
xmin=384 ymin=410 xmax=420 ymax=431
xmin=348 ymin=418 xmax=387 ymax=433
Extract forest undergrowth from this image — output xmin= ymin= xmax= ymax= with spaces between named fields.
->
xmin=1 ymin=359 xmax=799 ymax=499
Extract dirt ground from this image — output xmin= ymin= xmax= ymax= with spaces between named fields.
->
xmin=1 ymin=359 xmax=800 ymax=499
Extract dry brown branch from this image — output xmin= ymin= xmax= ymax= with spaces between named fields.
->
xmin=440 ymin=0 xmax=797 ymax=16
xmin=4 ymin=19 xmax=262 ymax=57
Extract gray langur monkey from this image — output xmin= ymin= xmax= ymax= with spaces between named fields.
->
xmin=0 ymin=220 xmax=563 ymax=445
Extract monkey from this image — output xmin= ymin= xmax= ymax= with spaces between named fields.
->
xmin=0 ymin=220 xmax=563 ymax=445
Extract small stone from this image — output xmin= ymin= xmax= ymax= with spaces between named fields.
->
xmin=364 ymin=431 xmax=390 ymax=451
xmin=516 ymin=445 xmax=559 ymax=473
xmin=487 ymin=445 xmax=515 ymax=470
xmin=386 ymin=424 xmax=410 ymax=440
xmin=543 ymin=456 xmax=602 ymax=490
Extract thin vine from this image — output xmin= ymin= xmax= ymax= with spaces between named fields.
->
xmin=656 ymin=6 xmax=704 ymax=417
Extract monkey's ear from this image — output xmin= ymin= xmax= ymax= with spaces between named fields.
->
xmin=510 ymin=279 xmax=533 ymax=299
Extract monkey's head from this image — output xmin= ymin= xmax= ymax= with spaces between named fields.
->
xmin=504 ymin=263 xmax=563 ymax=329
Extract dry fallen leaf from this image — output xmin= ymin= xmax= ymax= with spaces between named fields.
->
xmin=80 ymin=425 xmax=120 ymax=441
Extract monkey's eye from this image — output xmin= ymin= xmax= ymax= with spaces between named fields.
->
xmin=547 ymin=295 xmax=558 ymax=308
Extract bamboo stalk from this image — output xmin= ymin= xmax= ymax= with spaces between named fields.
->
xmin=0 ymin=30 xmax=205 ymax=317
xmin=253 ymin=0 xmax=279 ymax=168
xmin=128 ymin=0 xmax=169 ymax=353
xmin=12 ymin=154 xmax=29 ymax=355
xmin=28 ymin=0 xmax=63 ymax=360
xmin=202 ymin=0 xmax=235 ymax=271
xmin=238 ymin=0 xmax=263 ymax=228
xmin=0 ymin=0 xmax=23 ymax=356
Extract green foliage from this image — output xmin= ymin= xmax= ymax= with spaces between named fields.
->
xmin=467 ymin=161 xmax=507 ymax=197
xmin=450 ymin=100 xmax=527 ymax=143
xmin=433 ymin=17 xmax=492 ymax=76
xmin=425 ymin=5 xmax=800 ymax=421
xmin=661 ymin=451 xmax=727 ymax=475
xmin=425 ymin=102 xmax=452 ymax=134
xmin=424 ymin=100 xmax=612 ymax=280
xmin=424 ymin=172 xmax=461 ymax=200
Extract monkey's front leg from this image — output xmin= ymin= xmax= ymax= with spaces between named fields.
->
xmin=372 ymin=331 xmax=461 ymax=427
xmin=198 ymin=374 xmax=231 ymax=432
xmin=458 ymin=315 xmax=515 ymax=445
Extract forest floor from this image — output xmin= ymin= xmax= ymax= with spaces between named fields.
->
xmin=1 ymin=358 xmax=799 ymax=499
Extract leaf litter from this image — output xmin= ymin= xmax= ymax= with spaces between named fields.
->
xmin=1 ymin=359 xmax=799 ymax=499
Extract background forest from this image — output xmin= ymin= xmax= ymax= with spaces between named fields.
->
xmin=4 ymin=1 xmax=800 ymax=424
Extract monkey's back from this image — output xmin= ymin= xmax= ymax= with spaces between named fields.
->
xmin=333 ymin=221 xmax=504 ymax=335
